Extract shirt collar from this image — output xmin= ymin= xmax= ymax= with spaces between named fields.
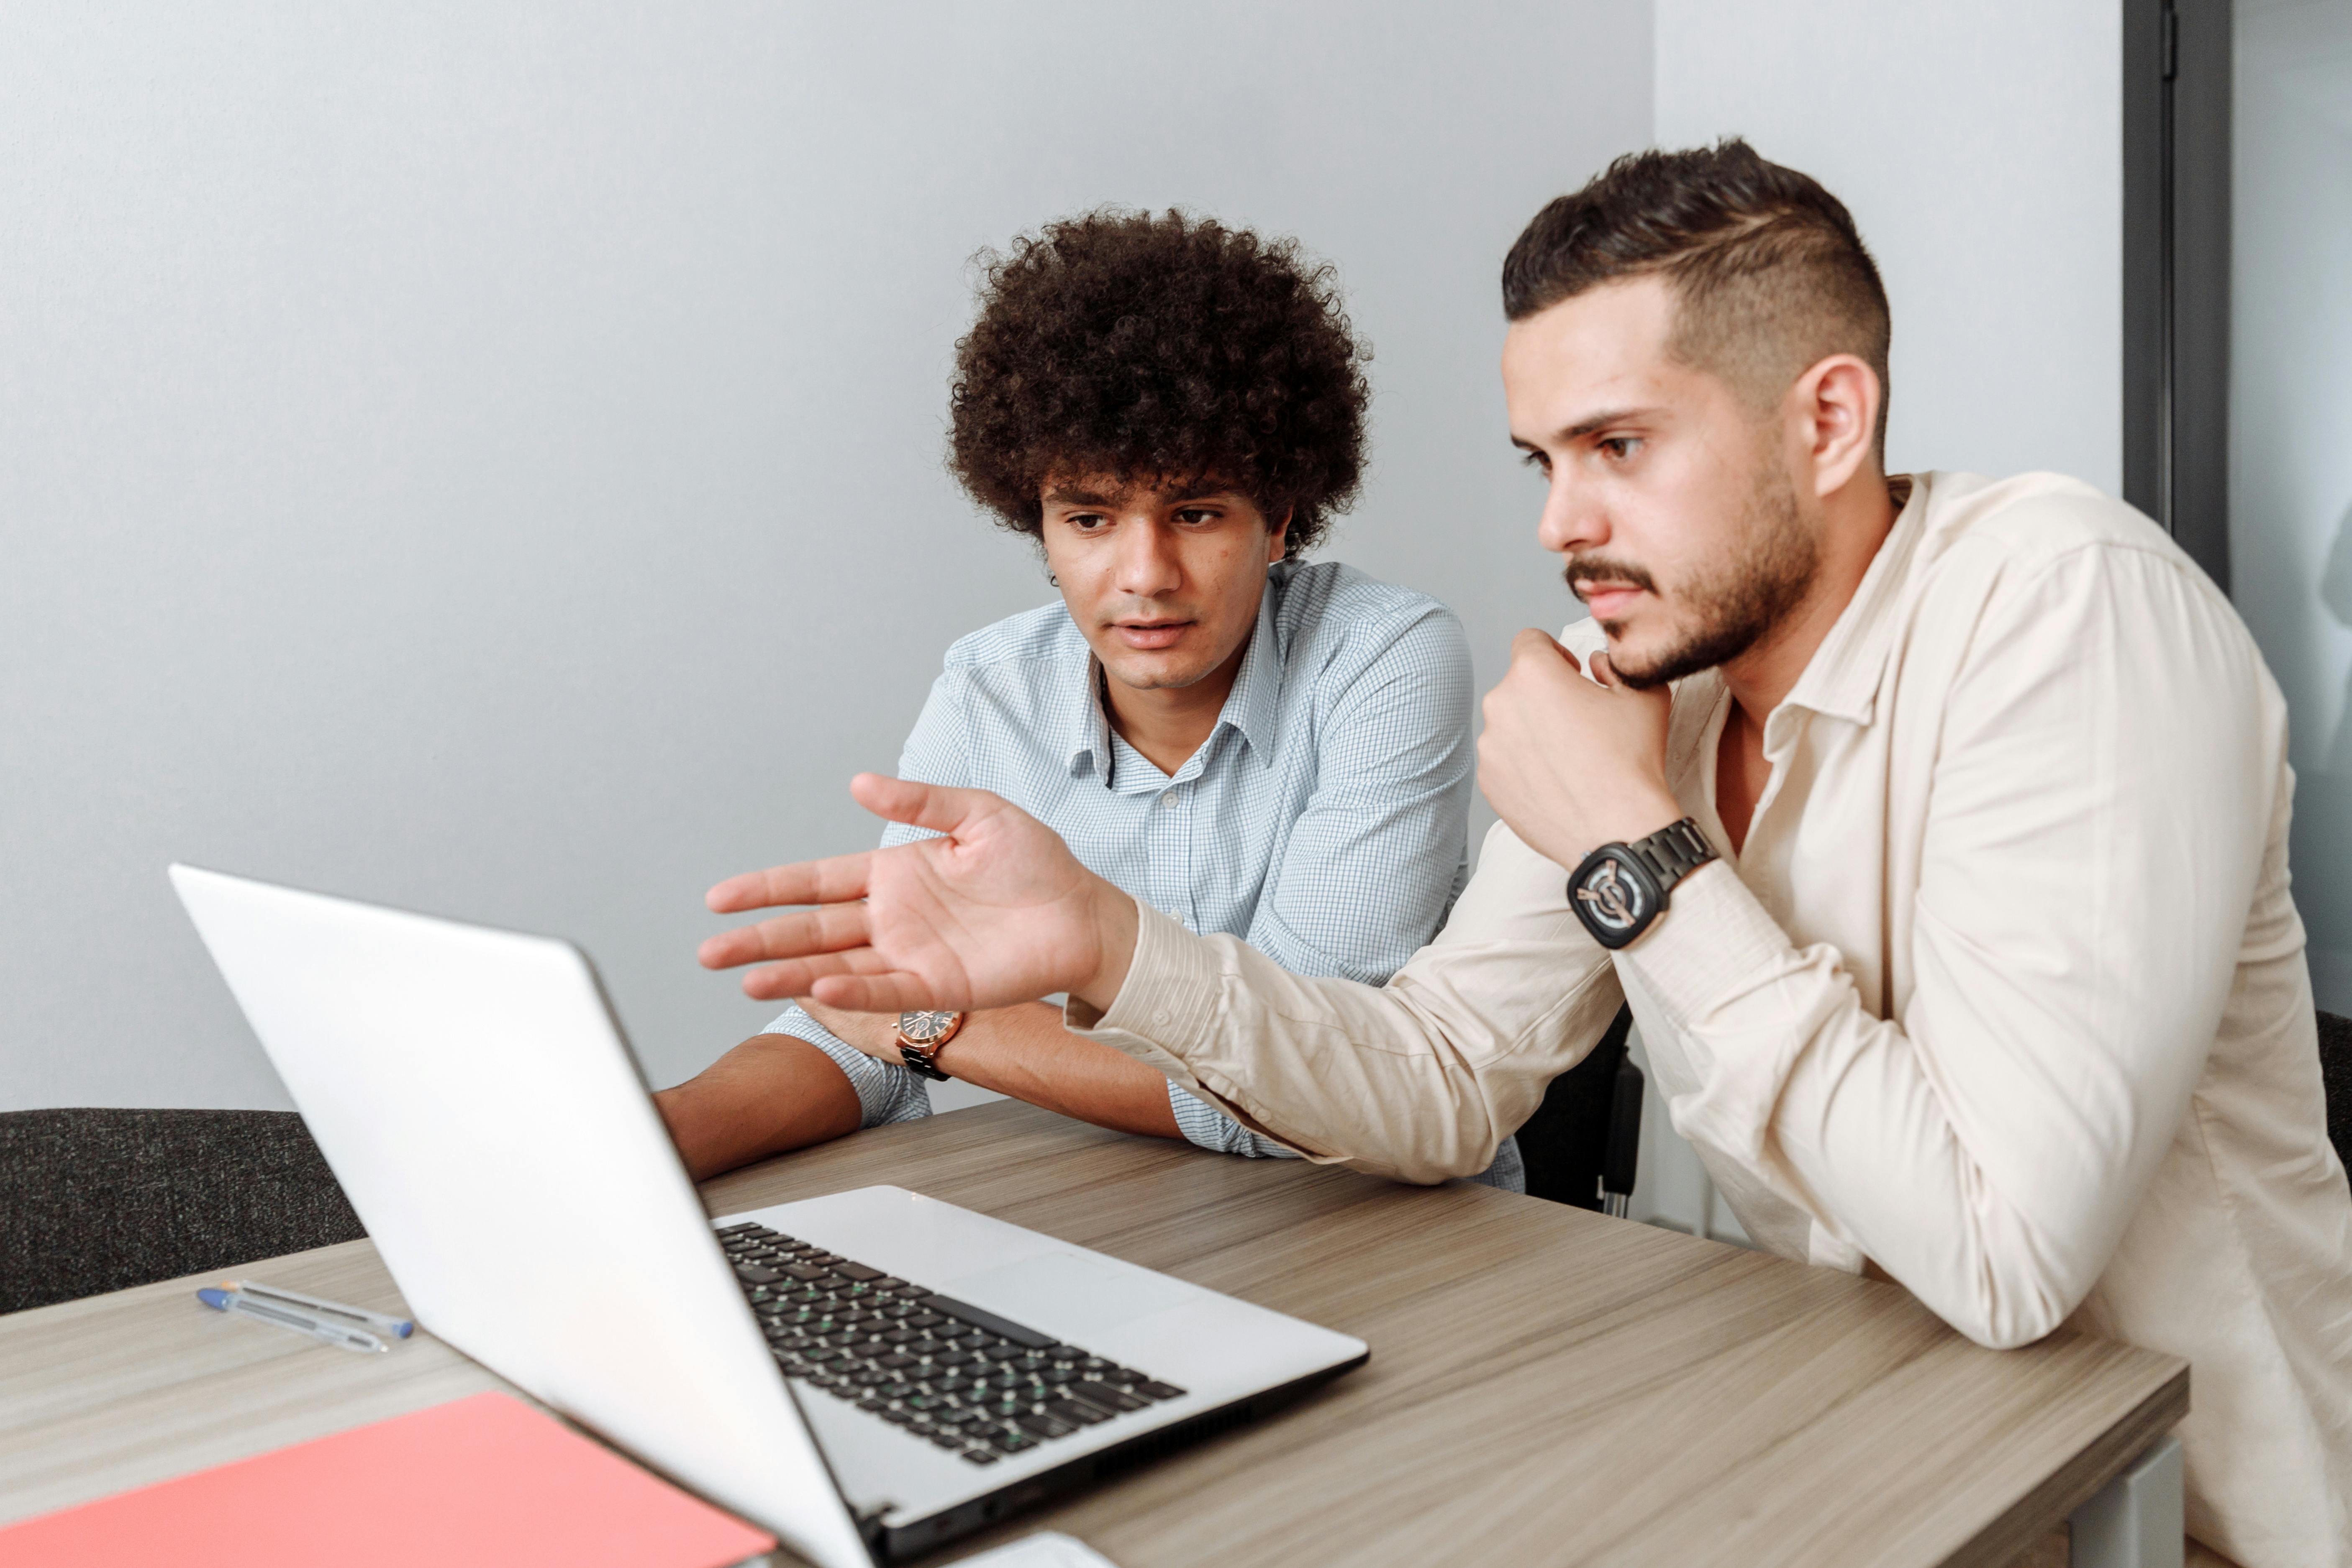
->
xmin=1058 ymin=573 xmax=1285 ymax=780
xmin=1216 ymin=576 xmax=1284 ymax=766
xmin=1777 ymin=473 xmax=1929 ymax=727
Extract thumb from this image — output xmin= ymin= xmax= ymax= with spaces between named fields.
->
xmin=847 ymin=773 xmax=995 ymax=836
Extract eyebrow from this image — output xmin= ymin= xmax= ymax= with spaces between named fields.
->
xmin=1513 ymin=407 xmax=1661 ymax=456
xmin=1042 ymin=488 xmax=1119 ymax=508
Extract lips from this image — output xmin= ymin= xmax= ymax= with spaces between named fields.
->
xmin=1576 ymin=585 xmax=1644 ymax=620
xmin=1110 ymin=621 xmax=1190 ymax=651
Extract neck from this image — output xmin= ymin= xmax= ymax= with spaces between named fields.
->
xmin=1718 ymin=469 xmax=1901 ymax=723
xmin=1103 ymin=632 xmax=1252 ymax=776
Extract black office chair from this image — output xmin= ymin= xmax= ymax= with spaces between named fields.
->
xmin=2317 ymin=1010 xmax=2352 ymax=1175
xmin=0 ymin=1109 xmax=364 ymax=1316
xmin=1514 ymin=1005 xmax=1644 ymax=1214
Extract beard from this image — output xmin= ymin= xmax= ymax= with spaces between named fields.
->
xmin=1566 ymin=459 xmax=1818 ymax=691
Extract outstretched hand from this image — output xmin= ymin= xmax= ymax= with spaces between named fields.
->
xmin=697 ymin=774 xmax=1139 ymax=1015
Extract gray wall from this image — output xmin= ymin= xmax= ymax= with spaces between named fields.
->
xmin=1 ymin=2 xmax=1654 ymax=1109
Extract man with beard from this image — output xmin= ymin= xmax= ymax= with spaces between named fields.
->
xmin=696 ymin=143 xmax=2352 ymax=1565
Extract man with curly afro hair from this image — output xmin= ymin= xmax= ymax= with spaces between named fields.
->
xmin=662 ymin=208 xmax=1522 ymax=1192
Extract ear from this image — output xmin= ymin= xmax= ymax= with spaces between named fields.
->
xmin=1792 ymin=354 xmax=1882 ymax=499
xmin=1264 ymin=505 xmax=1294 ymax=564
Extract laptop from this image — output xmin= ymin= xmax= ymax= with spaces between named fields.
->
xmin=168 ymin=864 xmax=1367 ymax=1568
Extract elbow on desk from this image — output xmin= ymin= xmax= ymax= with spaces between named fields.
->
xmin=1910 ymin=1246 xmax=2089 ymax=1352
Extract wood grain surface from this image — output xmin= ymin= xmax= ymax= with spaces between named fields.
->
xmin=0 ymin=1100 xmax=2185 ymax=1566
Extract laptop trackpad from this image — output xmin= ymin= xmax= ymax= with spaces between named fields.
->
xmin=945 ymin=1251 xmax=1197 ymax=1337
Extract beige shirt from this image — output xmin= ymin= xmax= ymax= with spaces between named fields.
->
xmin=1070 ymin=472 xmax=2352 ymax=1568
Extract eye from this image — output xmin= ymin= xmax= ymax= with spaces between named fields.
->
xmin=1598 ymin=436 xmax=1642 ymax=461
xmin=1519 ymin=449 xmax=1551 ymax=474
xmin=1065 ymin=512 xmax=1109 ymax=532
xmin=1174 ymin=507 xmax=1220 ymax=525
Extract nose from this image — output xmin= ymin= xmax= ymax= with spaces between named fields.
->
xmin=1111 ymin=517 xmax=1185 ymax=599
xmin=1535 ymin=467 xmax=1607 ymax=558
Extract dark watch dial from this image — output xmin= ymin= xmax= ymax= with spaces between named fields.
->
xmin=1569 ymin=848 xmax=1667 ymax=951
xmin=898 ymin=1009 xmax=960 ymax=1046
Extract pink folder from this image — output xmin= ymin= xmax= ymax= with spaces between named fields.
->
xmin=0 ymin=1390 xmax=778 ymax=1568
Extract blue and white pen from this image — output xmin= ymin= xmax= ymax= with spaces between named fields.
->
xmin=197 ymin=1286 xmax=387 ymax=1353
xmin=223 ymin=1280 xmax=414 ymax=1340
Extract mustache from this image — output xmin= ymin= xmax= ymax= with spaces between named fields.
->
xmin=1562 ymin=555 xmax=1659 ymax=602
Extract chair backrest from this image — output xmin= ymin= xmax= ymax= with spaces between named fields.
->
xmin=1514 ymin=1005 xmax=1636 ymax=1209
xmin=0 ymin=1108 xmax=363 ymax=1315
xmin=2316 ymin=1011 xmax=2352 ymax=1177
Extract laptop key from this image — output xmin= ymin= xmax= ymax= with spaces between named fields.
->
xmin=834 ymin=1262 xmax=884 ymax=1282
xmin=1012 ymin=1412 xmax=1075 ymax=1439
xmin=922 ymin=1294 xmax=1059 ymax=1350
xmin=1071 ymin=1381 xmax=1147 ymax=1413
xmin=1132 ymin=1381 xmax=1186 ymax=1401
xmin=733 ymin=1263 xmax=780 ymax=1285
xmin=960 ymin=1447 xmax=1000 ymax=1465
xmin=1043 ymin=1398 xmax=1115 ymax=1427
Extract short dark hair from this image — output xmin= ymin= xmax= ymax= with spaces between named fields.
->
xmin=948 ymin=209 xmax=1370 ymax=560
xmin=1502 ymin=139 xmax=1891 ymax=450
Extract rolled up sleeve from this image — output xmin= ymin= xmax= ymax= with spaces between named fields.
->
xmin=763 ymin=1005 xmax=933 ymax=1129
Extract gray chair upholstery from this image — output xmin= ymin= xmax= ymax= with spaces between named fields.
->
xmin=2317 ymin=1010 xmax=2352 ymax=1176
xmin=0 ymin=1109 xmax=363 ymax=1316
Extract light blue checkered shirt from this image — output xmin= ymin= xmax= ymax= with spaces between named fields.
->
xmin=767 ymin=559 xmax=1524 ymax=1191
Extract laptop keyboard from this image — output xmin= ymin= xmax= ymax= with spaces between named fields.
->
xmin=718 ymin=1221 xmax=1188 ymax=1467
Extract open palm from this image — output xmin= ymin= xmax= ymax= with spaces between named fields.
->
xmin=698 ymin=774 xmax=1130 ymax=1015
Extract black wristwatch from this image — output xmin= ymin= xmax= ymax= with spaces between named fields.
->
xmin=1567 ymin=818 xmax=1718 ymax=950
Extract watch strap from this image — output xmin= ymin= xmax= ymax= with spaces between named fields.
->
xmin=1624 ymin=817 xmax=1716 ymax=897
xmin=898 ymin=1043 xmax=951 ymax=1082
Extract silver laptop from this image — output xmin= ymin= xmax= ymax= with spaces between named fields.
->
xmin=169 ymin=864 xmax=1367 ymax=1568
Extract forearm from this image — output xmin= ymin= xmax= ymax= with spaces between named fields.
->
xmin=932 ymin=1003 xmax=1182 ymax=1139
xmin=1070 ymin=828 xmax=1626 ymax=1181
xmin=654 ymin=1033 xmax=861 ymax=1181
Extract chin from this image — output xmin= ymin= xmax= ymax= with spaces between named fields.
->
xmin=1103 ymin=654 xmax=1214 ymax=692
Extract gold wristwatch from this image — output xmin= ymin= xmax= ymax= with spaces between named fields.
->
xmin=895 ymin=1010 xmax=966 ymax=1081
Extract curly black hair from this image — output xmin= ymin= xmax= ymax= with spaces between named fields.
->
xmin=948 ymin=208 xmax=1370 ymax=560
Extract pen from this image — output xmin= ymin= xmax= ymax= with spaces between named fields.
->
xmin=195 ymin=1287 xmax=389 ymax=1353
xmin=223 ymin=1280 xmax=415 ymax=1339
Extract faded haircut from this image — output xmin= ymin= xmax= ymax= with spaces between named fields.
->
xmin=1502 ymin=138 xmax=1892 ymax=452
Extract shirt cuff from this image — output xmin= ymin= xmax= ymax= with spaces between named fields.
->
xmin=1612 ymin=861 xmax=1788 ymax=1030
xmin=1063 ymin=897 xmax=1221 ymax=1070
xmin=764 ymin=1005 xmax=932 ymax=1128
xmin=1610 ymin=861 xmax=1800 ymax=1165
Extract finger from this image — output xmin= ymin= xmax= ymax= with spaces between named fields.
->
xmin=1511 ymin=626 xmax=1580 ymax=674
xmin=807 ymin=971 xmax=963 ymax=1013
xmin=698 ymin=904 xmax=872 ymax=971
xmin=736 ymin=947 xmax=900 ymax=1002
xmin=706 ymin=851 xmax=873 ymax=915
xmin=847 ymin=773 xmax=1008 ymax=836
xmin=1591 ymin=651 xmax=1621 ymax=688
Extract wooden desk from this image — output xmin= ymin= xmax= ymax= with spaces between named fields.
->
xmin=0 ymin=1100 xmax=2186 ymax=1566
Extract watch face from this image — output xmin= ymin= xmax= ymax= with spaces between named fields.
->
xmin=898 ymin=1009 xmax=959 ymax=1046
xmin=1573 ymin=853 xmax=1655 ymax=947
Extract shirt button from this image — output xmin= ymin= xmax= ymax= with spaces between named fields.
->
xmin=1153 ymin=1010 xmax=1172 ymax=1026
xmin=1159 ymin=792 xmax=1177 ymax=810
